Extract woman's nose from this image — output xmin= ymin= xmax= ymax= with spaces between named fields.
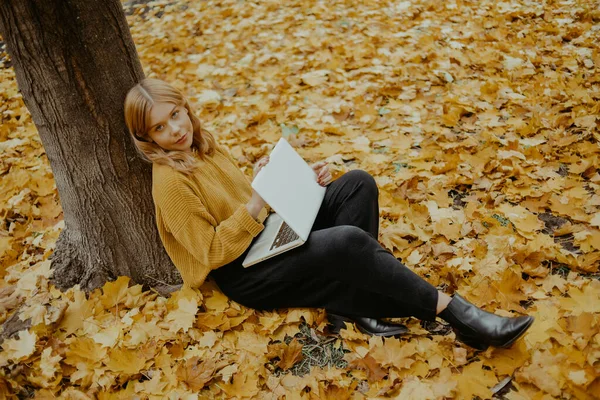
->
xmin=168 ymin=120 xmax=180 ymax=135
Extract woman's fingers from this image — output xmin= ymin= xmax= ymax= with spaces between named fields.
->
xmin=317 ymin=169 xmax=325 ymax=181
xmin=253 ymin=156 xmax=270 ymax=179
xmin=258 ymin=156 xmax=269 ymax=168
xmin=318 ymin=171 xmax=333 ymax=186
xmin=312 ymin=161 xmax=327 ymax=175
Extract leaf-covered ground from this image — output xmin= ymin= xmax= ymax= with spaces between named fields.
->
xmin=1 ymin=0 xmax=599 ymax=398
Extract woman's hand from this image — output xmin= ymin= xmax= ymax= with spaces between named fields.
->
xmin=252 ymin=156 xmax=269 ymax=180
xmin=247 ymin=157 xmax=270 ymax=219
xmin=311 ymin=161 xmax=333 ymax=186
xmin=246 ymin=190 xmax=267 ymax=219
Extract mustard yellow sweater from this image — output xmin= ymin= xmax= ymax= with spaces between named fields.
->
xmin=152 ymin=145 xmax=269 ymax=289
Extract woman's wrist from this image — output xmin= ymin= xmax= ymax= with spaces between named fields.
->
xmin=245 ymin=201 xmax=264 ymax=219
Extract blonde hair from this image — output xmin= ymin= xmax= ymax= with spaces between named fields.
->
xmin=124 ymin=78 xmax=216 ymax=174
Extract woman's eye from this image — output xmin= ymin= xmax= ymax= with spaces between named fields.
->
xmin=156 ymin=125 xmax=164 ymax=132
xmin=172 ymin=111 xmax=179 ymax=118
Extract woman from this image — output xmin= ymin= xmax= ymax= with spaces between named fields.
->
xmin=124 ymin=78 xmax=534 ymax=351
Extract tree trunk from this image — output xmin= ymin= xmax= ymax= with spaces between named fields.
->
xmin=0 ymin=0 xmax=182 ymax=293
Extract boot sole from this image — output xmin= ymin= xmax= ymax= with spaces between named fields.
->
xmin=328 ymin=315 xmax=408 ymax=337
xmin=356 ymin=324 xmax=409 ymax=337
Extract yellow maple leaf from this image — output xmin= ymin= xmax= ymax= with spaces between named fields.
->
xmin=235 ymin=331 xmax=270 ymax=356
xmin=100 ymin=276 xmax=131 ymax=309
xmin=218 ymin=363 xmax=238 ymax=383
xmin=317 ymin=381 xmax=357 ymax=400
xmin=483 ymin=339 xmax=530 ymax=376
xmin=125 ymin=319 xmax=163 ymax=347
xmin=57 ymin=289 xmax=97 ymax=336
xmin=64 ymin=336 xmax=107 ymax=366
xmin=198 ymin=330 xmax=220 ymax=348
xmin=221 ymin=370 xmax=261 ymax=398
xmin=277 ymin=338 xmax=304 ymax=371
xmin=19 ymin=302 xmax=46 ymax=326
xmin=455 ymin=361 xmax=497 ymax=400
xmin=69 ymin=362 xmax=95 ymax=387
xmin=1 ymin=329 xmax=36 ymax=362
xmin=257 ymin=311 xmax=286 ymax=334
xmin=589 ymin=212 xmax=600 ymax=227
xmin=204 ymin=290 xmax=229 ymax=312
xmin=396 ymin=377 xmax=436 ymax=400
xmin=301 ymin=70 xmax=329 ymax=86
xmin=105 ymin=347 xmax=147 ymax=375
xmin=134 ymin=370 xmax=169 ymax=395
xmin=40 ymin=347 xmax=62 ymax=379
xmin=430 ymin=367 xmax=457 ymax=398
xmin=524 ymin=300 xmax=566 ymax=347
xmin=515 ymin=350 xmax=567 ymax=396
xmin=497 ymin=203 xmax=543 ymax=238
xmin=560 ymin=281 xmax=600 ymax=315
xmin=348 ymin=354 xmax=387 ymax=383
xmin=15 ymin=260 xmax=52 ymax=295
xmin=165 ymin=297 xmax=198 ymax=333
xmin=44 ymin=300 xmax=67 ymax=325
xmin=92 ymin=325 xmax=121 ymax=348
xmin=494 ymin=268 xmax=529 ymax=313
xmin=369 ymin=337 xmax=416 ymax=369
xmin=285 ymin=309 xmax=317 ymax=325
xmin=195 ymin=312 xmax=228 ymax=330
xmin=565 ymin=312 xmax=597 ymax=343
xmin=176 ymin=357 xmax=219 ymax=391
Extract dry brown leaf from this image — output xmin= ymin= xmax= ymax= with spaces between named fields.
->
xmin=176 ymin=357 xmax=219 ymax=391
xmin=455 ymin=361 xmax=498 ymax=400
xmin=277 ymin=338 xmax=304 ymax=371
xmin=313 ymin=381 xmax=357 ymax=400
xmin=348 ymin=354 xmax=387 ymax=383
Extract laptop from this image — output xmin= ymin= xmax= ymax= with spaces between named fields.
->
xmin=242 ymin=138 xmax=327 ymax=267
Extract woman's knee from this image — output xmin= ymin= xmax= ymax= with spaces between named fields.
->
xmin=345 ymin=169 xmax=378 ymax=196
xmin=332 ymin=225 xmax=373 ymax=254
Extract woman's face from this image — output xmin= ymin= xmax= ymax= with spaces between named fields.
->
xmin=146 ymin=102 xmax=194 ymax=152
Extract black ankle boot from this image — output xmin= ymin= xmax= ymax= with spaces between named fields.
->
xmin=327 ymin=313 xmax=408 ymax=337
xmin=439 ymin=294 xmax=534 ymax=350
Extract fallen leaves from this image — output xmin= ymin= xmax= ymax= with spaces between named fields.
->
xmin=105 ymin=347 xmax=147 ymax=375
xmin=277 ymin=338 xmax=304 ymax=371
xmin=0 ymin=0 xmax=599 ymax=397
xmin=455 ymin=361 xmax=498 ymax=400
xmin=176 ymin=357 xmax=220 ymax=391
xmin=348 ymin=354 xmax=387 ymax=383
xmin=165 ymin=296 xmax=199 ymax=334
xmin=369 ymin=337 xmax=416 ymax=370
xmin=1 ymin=329 xmax=36 ymax=362
xmin=560 ymin=281 xmax=600 ymax=315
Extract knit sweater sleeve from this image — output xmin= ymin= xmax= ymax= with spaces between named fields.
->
xmin=156 ymin=177 xmax=264 ymax=270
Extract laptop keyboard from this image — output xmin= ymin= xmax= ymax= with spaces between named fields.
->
xmin=270 ymin=222 xmax=300 ymax=251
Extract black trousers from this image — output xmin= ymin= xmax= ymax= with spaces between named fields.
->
xmin=210 ymin=170 xmax=439 ymax=321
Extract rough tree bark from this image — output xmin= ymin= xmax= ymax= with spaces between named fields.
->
xmin=0 ymin=0 xmax=182 ymax=293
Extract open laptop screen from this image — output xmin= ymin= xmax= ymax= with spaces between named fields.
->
xmin=251 ymin=138 xmax=326 ymax=241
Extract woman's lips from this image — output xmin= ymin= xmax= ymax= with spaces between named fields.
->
xmin=175 ymin=133 xmax=187 ymax=144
